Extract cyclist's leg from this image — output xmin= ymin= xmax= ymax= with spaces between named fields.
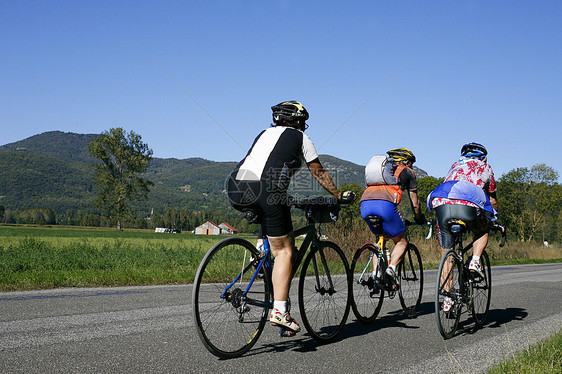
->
xmin=260 ymin=195 xmax=300 ymax=332
xmin=464 ymin=209 xmax=489 ymax=276
xmin=269 ymin=233 xmax=295 ymax=303
xmin=435 ymin=205 xmax=457 ymax=293
xmin=390 ymin=232 xmax=408 ymax=268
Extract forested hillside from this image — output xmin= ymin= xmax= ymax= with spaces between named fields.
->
xmin=0 ymin=131 xmax=379 ymax=227
xmin=1 ymin=131 xmax=559 ymax=246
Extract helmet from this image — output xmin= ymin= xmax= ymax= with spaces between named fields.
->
xmin=461 ymin=142 xmax=487 ymax=160
xmin=271 ymin=101 xmax=309 ymax=123
xmin=387 ymin=148 xmax=416 ymax=164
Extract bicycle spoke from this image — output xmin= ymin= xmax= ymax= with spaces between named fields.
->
xmin=299 ymin=241 xmax=350 ymax=341
xmin=398 ymin=244 xmax=423 ymax=315
xmin=435 ymin=250 xmax=461 ymax=339
xmin=193 ymin=238 xmax=271 ymax=359
xmin=471 ymin=250 xmax=492 ymax=326
xmin=351 ymin=244 xmax=384 ymax=323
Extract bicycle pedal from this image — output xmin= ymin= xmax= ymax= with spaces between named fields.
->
xmin=279 ymin=327 xmax=296 ymax=338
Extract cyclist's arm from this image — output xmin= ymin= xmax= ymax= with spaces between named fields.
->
xmin=408 ymin=189 xmax=423 ymax=217
xmin=488 ymin=191 xmax=498 ymax=211
xmin=307 ymin=158 xmax=341 ymax=200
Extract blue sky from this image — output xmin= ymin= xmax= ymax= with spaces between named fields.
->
xmin=1 ymin=1 xmax=561 ymax=182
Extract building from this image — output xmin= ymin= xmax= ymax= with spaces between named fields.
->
xmin=194 ymin=221 xmax=238 ymax=235
xmin=194 ymin=221 xmax=222 ymax=235
xmin=219 ymin=222 xmax=238 ymax=235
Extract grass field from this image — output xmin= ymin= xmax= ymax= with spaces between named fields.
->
xmin=1 ymin=224 xmax=560 ymax=292
xmin=0 ymin=225 xmax=244 ymax=291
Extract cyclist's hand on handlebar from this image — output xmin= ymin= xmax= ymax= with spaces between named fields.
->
xmin=338 ymin=191 xmax=356 ymax=204
xmin=414 ymin=213 xmax=427 ymax=225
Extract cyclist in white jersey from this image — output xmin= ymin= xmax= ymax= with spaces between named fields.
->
xmin=227 ymin=101 xmax=354 ymax=333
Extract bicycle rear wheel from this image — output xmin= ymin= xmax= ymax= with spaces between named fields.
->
xmin=398 ymin=243 xmax=423 ymax=316
xmin=298 ymin=241 xmax=351 ymax=341
xmin=435 ymin=249 xmax=462 ymax=339
xmin=192 ymin=237 xmax=272 ymax=359
xmin=471 ymin=250 xmax=491 ymax=326
xmin=350 ymin=243 xmax=384 ymax=323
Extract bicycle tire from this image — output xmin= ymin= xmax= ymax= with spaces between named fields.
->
xmin=471 ymin=250 xmax=492 ymax=326
xmin=298 ymin=240 xmax=351 ymax=341
xmin=435 ymin=249 xmax=462 ymax=339
xmin=192 ymin=237 xmax=272 ymax=359
xmin=398 ymin=243 xmax=423 ymax=316
xmin=350 ymin=243 xmax=384 ymax=324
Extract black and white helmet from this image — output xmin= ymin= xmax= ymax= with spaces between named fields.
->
xmin=271 ymin=101 xmax=309 ymax=123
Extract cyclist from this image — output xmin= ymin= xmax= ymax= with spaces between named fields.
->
xmin=427 ymin=142 xmax=498 ymax=312
xmin=360 ymin=148 xmax=426 ymax=288
xmin=227 ymin=100 xmax=355 ymax=334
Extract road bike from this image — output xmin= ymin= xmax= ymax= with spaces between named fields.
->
xmin=435 ymin=219 xmax=506 ymax=339
xmin=192 ymin=196 xmax=352 ymax=359
xmin=350 ymin=215 xmax=432 ymax=323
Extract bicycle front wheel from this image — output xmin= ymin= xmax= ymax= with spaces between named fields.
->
xmin=192 ymin=237 xmax=272 ymax=359
xmin=435 ymin=249 xmax=462 ymax=339
xmin=471 ymin=250 xmax=492 ymax=326
xmin=350 ymin=243 xmax=384 ymax=324
xmin=298 ymin=240 xmax=351 ymax=341
xmin=398 ymin=243 xmax=423 ymax=316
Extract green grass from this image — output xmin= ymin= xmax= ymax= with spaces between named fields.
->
xmin=488 ymin=329 xmax=562 ymax=373
xmin=0 ymin=225 xmax=238 ymax=291
xmin=1 ymin=225 xmax=561 ymax=291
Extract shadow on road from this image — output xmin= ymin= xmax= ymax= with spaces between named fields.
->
xmin=449 ymin=307 xmax=528 ymax=339
xmin=487 ymin=307 xmax=528 ymax=328
xmin=224 ymin=302 xmax=437 ymax=359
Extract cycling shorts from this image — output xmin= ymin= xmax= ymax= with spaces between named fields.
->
xmin=360 ymin=200 xmax=405 ymax=238
xmin=227 ymin=177 xmax=293 ymax=237
xmin=435 ymin=204 xmax=488 ymax=249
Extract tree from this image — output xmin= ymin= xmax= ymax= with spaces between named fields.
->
xmin=498 ymin=164 xmax=561 ymax=242
xmin=88 ymin=128 xmax=153 ymax=230
xmin=414 ymin=176 xmax=444 ymax=216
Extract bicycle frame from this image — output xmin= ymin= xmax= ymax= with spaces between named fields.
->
xmin=220 ymin=221 xmax=330 ymax=311
xmin=356 ymin=235 xmax=388 ymax=285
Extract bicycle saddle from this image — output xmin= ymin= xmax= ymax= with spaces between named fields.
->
xmin=365 ymin=215 xmax=383 ymax=229
xmin=446 ymin=219 xmax=468 ymax=233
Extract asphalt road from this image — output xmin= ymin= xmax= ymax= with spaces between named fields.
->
xmin=1 ymin=263 xmax=561 ymax=373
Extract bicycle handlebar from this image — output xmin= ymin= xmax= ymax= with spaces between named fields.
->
xmin=490 ymin=222 xmax=507 ymax=247
xmin=404 ymin=219 xmax=434 ymax=240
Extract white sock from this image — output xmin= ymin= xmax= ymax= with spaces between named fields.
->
xmin=273 ymin=300 xmax=286 ymax=314
xmin=472 ymin=255 xmax=480 ymax=263
xmin=388 ymin=264 xmax=396 ymax=272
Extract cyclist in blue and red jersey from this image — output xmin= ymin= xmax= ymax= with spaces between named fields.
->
xmin=227 ymin=101 xmax=354 ymax=334
xmin=427 ymin=142 xmax=498 ymax=312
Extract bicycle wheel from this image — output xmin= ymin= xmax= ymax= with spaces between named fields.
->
xmin=471 ymin=250 xmax=492 ymax=326
xmin=298 ymin=240 xmax=351 ymax=341
xmin=435 ymin=249 xmax=462 ymax=339
xmin=192 ymin=237 xmax=272 ymax=359
xmin=350 ymin=243 xmax=384 ymax=323
xmin=398 ymin=243 xmax=423 ymax=316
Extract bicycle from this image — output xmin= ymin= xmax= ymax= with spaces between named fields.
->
xmin=192 ymin=196 xmax=352 ymax=359
xmin=350 ymin=216 xmax=432 ymax=323
xmin=435 ymin=219 xmax=507 ymax=339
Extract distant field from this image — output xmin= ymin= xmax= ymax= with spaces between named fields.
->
xmin=0 ymin=224 xmax=560 ymax=292
xmin=0 ymin=225 xmax=253 ymax=291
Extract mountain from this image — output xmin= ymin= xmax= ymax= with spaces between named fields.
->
xmin=0 ymin=131 xmax=428 ymax=215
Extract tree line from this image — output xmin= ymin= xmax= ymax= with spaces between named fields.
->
xmin=1 ymin=127 xmax=560 ymax=244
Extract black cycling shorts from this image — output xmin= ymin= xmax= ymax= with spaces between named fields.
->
xmin=227 ymin=176 xmax=293 ymax=237
xmin=435 ymin=204 xmax=488 ymax=249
